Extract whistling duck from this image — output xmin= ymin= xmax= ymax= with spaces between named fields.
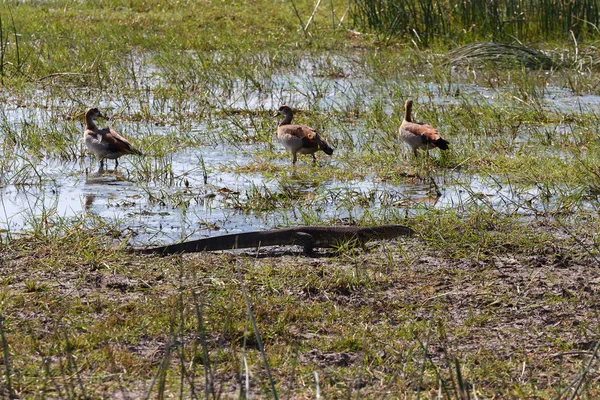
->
xmin=400 ymin=99 xmax=449 ymax=157
xmin=83 ymin=107 xmax=143 ymax=169
xmin=276 ymin=105 xmax=334 ymax=165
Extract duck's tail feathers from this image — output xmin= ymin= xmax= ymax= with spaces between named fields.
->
xmin=130 ymin=148 xmax=144 ymax=156
xmin=320 ymin=140 xmax=334 ymax=155
xmin=434 ymin=138 xmax=449 ymax=150
xmin=322 ymin=143 xmax=334 ymax=155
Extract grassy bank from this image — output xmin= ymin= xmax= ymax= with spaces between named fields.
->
xmin=1 ymin=210 xmax=598 ymax=398
xmin=0 ymin=0 xmax=598 ymax=88
xmin=0 ymin=0 xmax=352 ymax=87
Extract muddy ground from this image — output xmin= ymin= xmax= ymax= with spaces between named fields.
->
xmin=1 ymin=226 xmax=599 ymax=398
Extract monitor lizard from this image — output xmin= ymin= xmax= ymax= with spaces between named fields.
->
xmin=132 ymin=224 xmax=414 ymax=255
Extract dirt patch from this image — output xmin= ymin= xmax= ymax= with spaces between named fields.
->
xmin=301 ymin=349 xmax=360 ymax=367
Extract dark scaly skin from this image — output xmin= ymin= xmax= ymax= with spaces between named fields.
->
xmin=132 ymin=225 xmax=415 ymax=255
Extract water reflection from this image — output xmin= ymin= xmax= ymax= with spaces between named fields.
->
xmin=0 ymin=142 xmax=587 ymax=245
xmin=85 ymin=168 xmax=128 ymax=183
xmin=84 ymin=194 xmax=95 ymax=210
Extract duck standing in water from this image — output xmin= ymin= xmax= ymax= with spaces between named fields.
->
xmin=83 ymin=107 xmax=143 ymax=169
xmin=399 ymin=99 xmax=449 ymax=158
xmin=276 ymin=105 xmax=333 ymax=165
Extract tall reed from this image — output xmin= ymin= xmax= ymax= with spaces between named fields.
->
xmin=351 ymin=0 xmax=600 ymax=44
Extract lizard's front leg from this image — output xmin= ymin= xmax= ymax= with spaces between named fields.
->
xmin=292 ymin=232 xmax=316 ymax=255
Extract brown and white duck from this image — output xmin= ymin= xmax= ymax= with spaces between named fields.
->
xmin=276 ymin=105 xmax=333 ymax=165
xmin=83 ymin=107 xmax=143 ymax=169
xmin=399 ymin=99 xmax=449 ymax=158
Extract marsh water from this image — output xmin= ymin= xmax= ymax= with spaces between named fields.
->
xmin=1 ymin=54 xmax=598 ymax=246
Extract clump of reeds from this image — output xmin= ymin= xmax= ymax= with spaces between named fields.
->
xmin=351 ymin=0 xmax=600 ymax=44
xmin=448 ymin=42 xmax=556 ymax=69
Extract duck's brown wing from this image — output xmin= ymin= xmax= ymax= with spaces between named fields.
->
xmin=402 ymin=121 xmax=449 ymax=150
xmin=100 ymin=127 xmax=143 ymax=155
xmin=279 ymin=124 xmax=320 ymax=148
xmin=401 ymin=121 xmax=445 ymax=145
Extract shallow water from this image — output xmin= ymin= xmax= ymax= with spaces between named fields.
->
xmin=1 ymin=56 xmax=600 ymax=246
xmin=0 ymin=148 xmax=561 ymax=246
